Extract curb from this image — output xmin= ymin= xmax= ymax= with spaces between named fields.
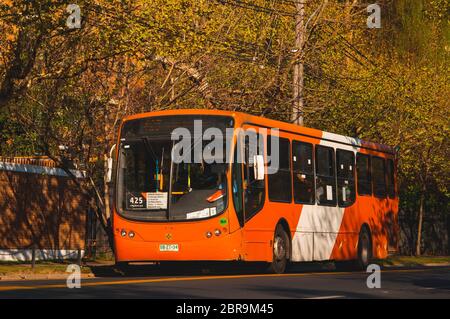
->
xmin=0 ymin=273 xmax=95 ymax=282
xmin=382 ymin=262 xmax=450 ymax=268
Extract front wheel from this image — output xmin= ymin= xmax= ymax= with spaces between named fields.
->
xmin=268 ymin=224 xmax=289 ymax=274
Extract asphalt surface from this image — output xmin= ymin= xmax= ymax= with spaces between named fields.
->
xmin=0 ymin=264 xmax=449 ymax=299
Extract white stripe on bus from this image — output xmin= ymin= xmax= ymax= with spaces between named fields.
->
xmin=291 ymin=132 xmax=360 ymax=262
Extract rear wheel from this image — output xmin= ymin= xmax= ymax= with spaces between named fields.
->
xmin=268 ymin=224 xmax=289 ymax=274
xmin=357 ymin=227 xmax=372 ymax=269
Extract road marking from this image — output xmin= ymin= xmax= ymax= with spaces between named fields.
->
xmin=0 ymin=267 xmax=445 ymax=292
xmin=304 ymin=295 xmax=345 ymax=299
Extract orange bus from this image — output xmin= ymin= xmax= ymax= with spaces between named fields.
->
xmin=111 ymin=109 xmax=398 ymax=273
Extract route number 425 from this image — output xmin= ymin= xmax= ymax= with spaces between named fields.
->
xmin=129 ymin=196 xmax=144 ymax=205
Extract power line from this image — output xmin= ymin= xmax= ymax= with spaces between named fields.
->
xmin=214 ymin=0 xmax=298 ymax=17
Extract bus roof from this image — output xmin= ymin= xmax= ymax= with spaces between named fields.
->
xmin=121 ymin=109 xmax=395 ymax=155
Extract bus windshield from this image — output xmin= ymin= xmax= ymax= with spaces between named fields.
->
xmin=116 ymin=115 xmax=233 ymax=221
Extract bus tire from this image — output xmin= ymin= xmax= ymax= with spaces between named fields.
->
xmin=268 ymin=224 xmax=289 ymax=274
xmin=357 ymin=227 xmax=372 ymax=270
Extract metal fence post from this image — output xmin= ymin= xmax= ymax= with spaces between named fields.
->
xmin=31 ymin=245 xmax=36 ymax=270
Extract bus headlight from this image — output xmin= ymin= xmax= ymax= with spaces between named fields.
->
xmin=128 ymin=231 xmax=135 ymax=239
xmin=214 ymin=229 xmax=221 ymax=236
xmin=205 ymin=231 xmax=212 ymax=238
xmin=120 ymin=229 xmax=127 ymax=237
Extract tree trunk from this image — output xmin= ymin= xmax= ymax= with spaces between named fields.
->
xmin=0 ymin=29 xmax=42 ymax=109
xmin=292 ymin=0 xmax=305 ymax=126
xmin=447 ymin=211 xmax=450 ymax=255
xmin=103 ymin=101 xmax=115 ymax=222
xmin=416 ymin=185 xmax=426 ymax=256
xmin=103 ymin=152 xmax=111 ymax=220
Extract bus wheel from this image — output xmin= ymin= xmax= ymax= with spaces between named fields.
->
xmin=268 ymin=224 xmax=289 ymax=274
xmin=357 ymin=227 xmax=372 ymax=270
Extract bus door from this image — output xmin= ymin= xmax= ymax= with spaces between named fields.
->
xmin=240 ymin=126 xmax=267 ymax=260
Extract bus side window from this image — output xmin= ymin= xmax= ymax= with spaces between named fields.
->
xmin=232 ymin=141 xmax=244 ymax=227
xmin=336 ymin=149 xmax=355 ymax=207
xmin=292 ymin=141 xmax=315 ymax=204
xmin=268 ymin=137 xmax=292 ymax=203
xmin=243 ymin=132 xmax=265 ymax=221
xmin=315 ymin=145 xmax=337 ymax=206
xmin=356 ymin=153 xmax=372 ymax=196
xmin=372 ymin=156 xmax=387 ymax=198
xmin=386 ymin=159 xmax=396 ymax=198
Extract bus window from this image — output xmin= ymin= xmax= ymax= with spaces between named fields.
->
xmin=336 ymin=149 xmax=355 ymax=207
xmin=268 ymin=137 xmax=292 ymax=203
xmin=292 ymin=141 xmax=314 ymax=204
xmin=118 ymin=139 xmax=171 ymax=220
xmin=232 ymin=141 xmax=244 ymax=227
xmin=315 ymin=145 xmax=336 ymax=206
xmin=386 ymin=159 xmax=396 ymax=198
xmin=116 ymin=115 xmax=233 ymax=221
xmin=372 ymin=156 xmax=387 ymax=198
xmin=356 ymin=153 xmax=372 ymax=196
xmin=243 ymin=131 xmax=265 ymax=221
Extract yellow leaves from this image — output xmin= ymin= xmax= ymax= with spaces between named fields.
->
xmin=88 ymin=156 xmax=99 ymax=163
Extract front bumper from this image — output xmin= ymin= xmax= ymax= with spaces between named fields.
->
xmin=114 ymin=231 xmax=242 ymax=262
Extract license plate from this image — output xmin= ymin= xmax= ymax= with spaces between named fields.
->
xmin=159 ymin=244 xmax=179 ymax=252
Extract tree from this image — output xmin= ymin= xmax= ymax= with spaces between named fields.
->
xmin=1 ymin=0 xmax=448 ymax=254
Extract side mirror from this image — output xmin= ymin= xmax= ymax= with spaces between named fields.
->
xmin=106 ymin=144 xmax=116 ymax=183
xmin=253 ymin=154 xmax=265 ymax=181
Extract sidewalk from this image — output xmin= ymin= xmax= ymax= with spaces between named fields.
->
xmin=379 ymin=256 xmax=450 ymax=268
xmin=0 ymin=260 xmax=112 ymax=282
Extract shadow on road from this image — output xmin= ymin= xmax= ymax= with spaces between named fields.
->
xmin=88 ymin=259 xmax=450 ymax=279
xmin=88 ymin=261 xmax=343 ymax=278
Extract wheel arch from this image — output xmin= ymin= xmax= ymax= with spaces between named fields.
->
xmin=360 ymin=223 xmax=372 ymax=238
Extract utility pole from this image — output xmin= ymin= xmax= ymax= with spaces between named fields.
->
xmin=292 ymin=0 xmax=305 ymax=126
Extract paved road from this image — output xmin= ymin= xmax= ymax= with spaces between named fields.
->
xmin=0 ymin=265 xmax=449 ymax=299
